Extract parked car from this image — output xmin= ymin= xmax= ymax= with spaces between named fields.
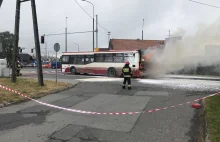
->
xmin=51 ymin=61 xmax=61 ymax=69
xmin=42 ymin=61 xmax=51 ymax=68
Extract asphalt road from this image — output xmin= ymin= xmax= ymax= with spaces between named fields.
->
xmin=0 ymin=68 xmax=220 ymax=142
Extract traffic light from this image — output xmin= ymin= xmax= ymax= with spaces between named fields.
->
xmin=41 ymin=35 xmax=44 ymax=44
xmin=20 ymin=49 xmax=22 ymax=53
xmin=31 ymin=49 xmax=34 ymax=53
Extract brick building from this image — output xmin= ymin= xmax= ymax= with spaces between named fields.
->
xmin=108 ymin=39 xmax=165 ymax=50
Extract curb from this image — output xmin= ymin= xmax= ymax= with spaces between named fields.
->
xmin=202 ymin=99 xmax=211 ymax=142
xmin=0 ymin=82 xmax=80 ymax=108
xmin=164 ymin=76 xmax=220 ymax=81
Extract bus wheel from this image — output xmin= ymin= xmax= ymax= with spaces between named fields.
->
xmin=108 ymin=67 xmax=116 ymax=77
xmin=70 ymin=67 xmax=77 ymax=75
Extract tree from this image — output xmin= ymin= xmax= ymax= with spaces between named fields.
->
xmin=0 ymin=31 xmax=14 ymax=66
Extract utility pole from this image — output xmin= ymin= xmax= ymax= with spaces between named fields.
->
xmin=65 ymin=17 xmax=67 ymax=52
xmin=169 ymin=30 xmax=171 ymax=36
xmin=108 ymin=32 xmax=111 ymax=47
xmin=92 ymin=13 xmax=95 ymax=51
xmin=0 ymin=0 xmax=3 ymax=8
xmin=44 ymin=34 xmax=47 ymax=58
xmin=12 ymin=0 xmax=21 ymax=83
xmin=45 ymin=41 xmax=47 ymax=58
xmin=96 ymin=15 xmax=98 ymax=50
xmin=142 ymin=19 xmax=144 ymax=40
xmin=31 ymin=0 xmax=44 ymax=86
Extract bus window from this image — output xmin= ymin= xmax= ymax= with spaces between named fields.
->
xmin=113 ymin=53 xmax=124 ymax=62
xmin=104 ymin=53 xmax=113 ymax=62
xmin=124 ymin=54 xmax=135 ymax=63
xmin=124 ymin=53 xmax=134 ymax=57
xmin=94 ymin=54 xmax=104 ymax=62
xmin=61 ymin=55 xmax=69 ymax=63
xmin=85 ymin=55 xmax=94 ymax=64
xmin=69 ymin=55 xmax=76 ymax=64
xmin=76 ymin=55 xmax=84 ymax=64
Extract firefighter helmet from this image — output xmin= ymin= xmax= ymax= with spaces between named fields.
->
xmin=125 ymin=61 xmax=130 ymax=65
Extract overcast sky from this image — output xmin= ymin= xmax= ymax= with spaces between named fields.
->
xmin=0 ymin=0 xmax=220 ymax=57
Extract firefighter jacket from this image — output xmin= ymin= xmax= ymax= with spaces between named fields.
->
xmin=122 ymin=65 xmax=132 ymax=78
xmin=17 ymin=62 xmax=21 ymax=69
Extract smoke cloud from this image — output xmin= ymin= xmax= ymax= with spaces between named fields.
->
xmin=144 ymin=19 xmax=220 ymax=77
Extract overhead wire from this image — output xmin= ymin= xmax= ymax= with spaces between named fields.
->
xmin=73 ymin=0 xmax=109 ymax=32
xmin=188 ymin=0 xmax=220 ymax=9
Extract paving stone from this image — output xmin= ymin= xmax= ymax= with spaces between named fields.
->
xmin=50 ymin=125 xmax=85 ymax=141
xmin=70 ymin=94 xmax=151 ymax=132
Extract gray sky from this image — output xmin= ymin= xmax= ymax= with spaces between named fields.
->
xmin=0 ymin=0 xmax=220 ymax=57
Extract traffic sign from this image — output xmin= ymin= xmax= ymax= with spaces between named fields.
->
xmin=54 ymin=43 xmax=60 ymax=83
xmin=54 ymin=43 xmax=60 ymax=52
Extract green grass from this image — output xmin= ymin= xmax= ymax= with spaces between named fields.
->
xmin=0 ymin=78 xmax=72 ymax=105
xmin=205 ymin=95 xmax=220 ymax=142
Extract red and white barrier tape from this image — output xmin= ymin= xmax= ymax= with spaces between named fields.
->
xmin=0 ymin=84 xmax=219 ymax=115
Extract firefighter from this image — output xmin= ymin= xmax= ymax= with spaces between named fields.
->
xmin=17 ymin=60 xmax=22 ymax=76
xmin=122 ymin=61 xmax=132 ymax=90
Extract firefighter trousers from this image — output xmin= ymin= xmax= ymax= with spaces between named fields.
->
xmin=122 ymin=77 xmax=131 ymax=89
xmin=17 ymin=68 xmax=21 ymax=76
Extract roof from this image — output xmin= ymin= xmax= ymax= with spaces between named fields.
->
xmin=62 ymin=50 xmax=139 ymax=55
xmin=110 ymin=39 xmax=165 ymax=50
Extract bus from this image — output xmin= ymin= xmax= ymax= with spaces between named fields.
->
xmin=60 ymin=50 xmax=145 ymax=77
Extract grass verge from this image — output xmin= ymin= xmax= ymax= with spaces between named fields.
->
xmin=0 ymin=78 xmax=73 ymax=106
xmin=205 ymin=95 xmax=220 ymax=142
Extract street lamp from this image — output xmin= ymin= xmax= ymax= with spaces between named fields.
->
xmin=82 ymin=0 xmax=94 ymax=52
xmin=142 ymin=19 xmax=144 ymax=40
xmin=65 ymin=17 xmax=68 ymax=52
xmin=73 ymin=43 xmax=79 ymax=52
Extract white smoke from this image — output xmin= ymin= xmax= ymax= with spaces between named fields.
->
xmin=144 ymin=19 xmax=220 ymax=77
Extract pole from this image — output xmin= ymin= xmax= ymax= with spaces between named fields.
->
xmin=73 ymin=43 xmax=79 ymax=52
xmin=142 ymin=19 xmax=144 ymax=40
xmin=108 ymin=32 xmax=111 ymax=43
xmin=56 ymin=51 xmax=57 ymax=83
xmin=31 ymin=0 xmax=44 ymax=86
xmin=92 ymin=9 xmax=94 ymax=51
xmin=45 ymin=41 xmax=47 ymax=58
xmin=0 ymin=0 xmax=3 ymax=8
xmin=169 ymin=30 xmax=171 ymax=36
xmin=107 ymin=32 xmax=111 ymax=49
xmin=65 ymin=17 xmax=67 ymax=52
xmin=12 ymin=0 xmax=21 ymax=83
xmin=96 ymin=15 xmax=98 ymax=50
xmin=44 ymin=34 xmax=47 ymax=58
xmin=82 ymin=0 xmax=95 ymax=51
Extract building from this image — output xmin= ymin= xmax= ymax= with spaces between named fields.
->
xmin=108 ymin=39 xmax=165 ymax=50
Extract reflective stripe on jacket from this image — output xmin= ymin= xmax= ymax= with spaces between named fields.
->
xmin=122 ymin=66 xmax=132 ymax=78
xmin=17 ymin=63 xmax=21 ymax=68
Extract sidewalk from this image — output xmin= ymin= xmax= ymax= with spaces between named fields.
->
xmin=165 ymin=74 xmax=220 ymax=81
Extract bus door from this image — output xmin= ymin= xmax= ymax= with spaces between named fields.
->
xmin=84 ymin=55 xmax=94 ymax=74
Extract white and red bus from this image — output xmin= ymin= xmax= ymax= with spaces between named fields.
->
xmin=60 ymin=50 xmax=145 ymax=77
